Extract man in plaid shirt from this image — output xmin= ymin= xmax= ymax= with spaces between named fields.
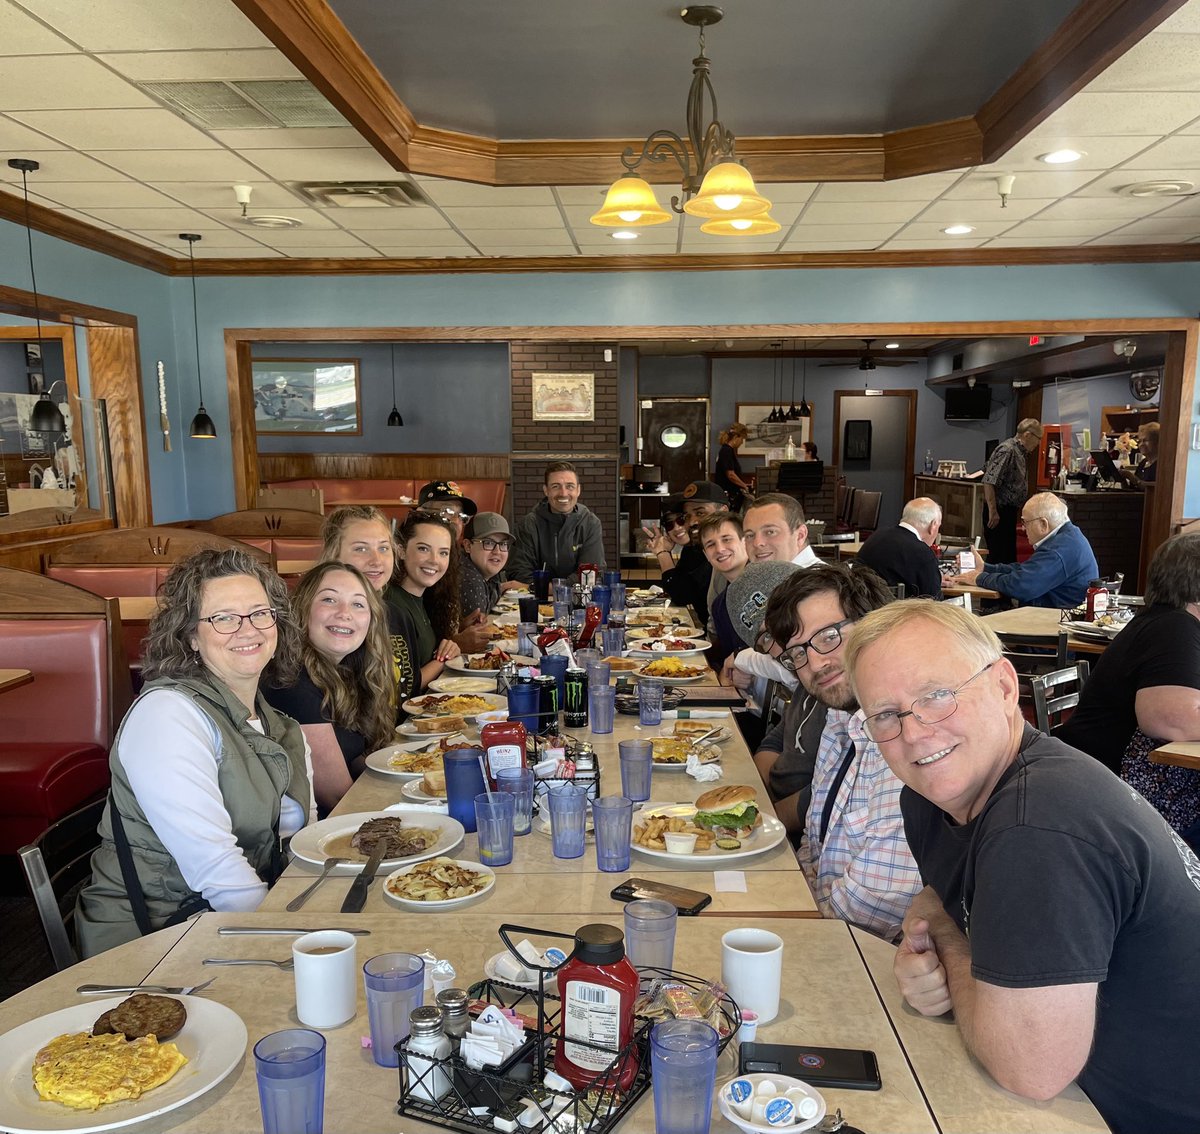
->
xmin=760 ymin=565 xmax=921 ymax=940
xmin=980 ymin=419 xmax=1043 ymax=564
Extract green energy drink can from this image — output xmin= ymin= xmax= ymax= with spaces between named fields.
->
xmin=563 ymin=666 xmax=589 ymax=728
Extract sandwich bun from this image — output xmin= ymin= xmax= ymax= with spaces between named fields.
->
xmin=694 ymin=784 xmax=757 ymax=813
xmin=421 ymin=769 xmax=447 ymax=797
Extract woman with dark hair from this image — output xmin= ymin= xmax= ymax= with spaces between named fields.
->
xmin=1058 ymin=531 xmax=1200 ymax=847
xmin=714 ymin=422 xmax=752 ymax=510
xmin=265 ymin=561 xmax=395 ymax=813
xmin=389 ymin=509 xmax=462 ymax=694
xmin=801 ymin=440 xmax=819 ymax=461
xmin=77 ymin=548 xmax=314 ymax=956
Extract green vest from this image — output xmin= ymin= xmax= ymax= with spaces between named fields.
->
xmin=77 ymin=671 xmax=311 ymax=957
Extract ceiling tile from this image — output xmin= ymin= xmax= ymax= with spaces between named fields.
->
xmin=31 ymin=180 xmax=177 ymax=208
xmin=0 ymin=114 xmax=68 ymax=150
xmin=1087 ymin=232 xmax=1192 ymax=244
xmin=778 ymin=239 xmax=885 ymax=251
xmin=983 ymin=236 xmax=1091 ymax=247
xmin=784 ymin=223 xmax=902 ymax=243
xmin=239 ymin=147 xmax=399 ymax=180
xmin=476 ymin=248 xmax=578 ymax=257
xmin=465 ymin=228 xmax=573 ymax=247
xmin=560 ymin=204 xmax=678 ymax=231
xmin=439 ymin=205 xmax=567 ymax=230
xmin=1151 ymin=194 xmax=1200 ymax=217
xmin=1158 ymin=3 xmax=1200 ymax=33
xmin=10 ymin=108 xmax=218 ymax=149
xmin=98 ymin=48 xmax=302 ymax=83
xmin=198 ymin=205 xmax=341 ymax=231
xmin=552 ymin=185 xmax=613 ymax=206
xmin=1107 ymin=214 xmax=1200 ymax=237
xmin=1086 ymin=34 xmax=1200 ymax=93
xmin=753 ymin=182 xmax=820 ymax=204
xmin=81 ymin=205 xmax=227 ymax=229
xmin=101 ymin=149 xmax=264 ymax=181
xmin=134 ymin=228 xmax=268 ymax=249
xmin=811 ymin=171 xmax=965 ymax=202
xmin=273 ymin=246 xmax=383 ymax=257
xmin=572 ymin=231 xmax=681 ymax=249
xmin=945 ymin=168 xmax=1100 ymax=199
xmin=0 ymin=0 xmax=75 ymax=54
xmin=986 ymin=134 xmax=1160 ymax=171
xmin=912 ymin=197 xmax=1050 ymax=223
xmin=893 ymin=219 xmax=1021 ymax=239
xmin=251 ymin=228 xmax=370 ymax=247
xmin=16 ymin=0 xmax=272 ymax=52
xmin=209 ymin=126 xmax=367 ymax=150
xmin=1029 ymin=195 xmax=1172 ymax=221
xmin=191 ymin=246 xmax=285 ymax=258
xmin=994 ymin=218 xmax=1126 ymax=238
xmin=416 ymin=180 xmax=557 ymax=207
xmin=1033 ymin=92 xmax=1200 ymax=138
xmin=0 ymin=150 xmax=127 ymax=182
xmin=678 ymin=241 xmax=785 ymax=254
xmin=1123 ymin=135 xmax=1200 ymax=168
xmin=365 ymin=237 xmax=474 ymax=253
xmin=882 ymin=238 xmax=990 ymax=249
xmin=1072 ymin=168 xmax=1200 ymax=196
xmin=798 ymin=200 xmax=926 ymax=225
xmin=150 ymin=180 xmax=306 ymax=209
xmin=313 ymin=208 xmax=457 ymax=231
xmin=0 ymin=55 xmax=154 ymax=111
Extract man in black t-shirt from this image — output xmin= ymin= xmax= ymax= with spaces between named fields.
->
xmin=844 ymin=600 xmax=1200 ymax=1134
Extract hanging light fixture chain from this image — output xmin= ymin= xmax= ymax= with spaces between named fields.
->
xmin=186 ymin=239 xmax=202 ymax=402
xmin=13 ymin=163 xmax=44 ymax=347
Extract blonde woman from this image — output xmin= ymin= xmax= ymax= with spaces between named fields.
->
xmin=715 ymin=422 xmax=752 ymax=509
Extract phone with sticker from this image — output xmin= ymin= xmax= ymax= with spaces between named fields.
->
xmin=610 ymin=877 xmax=712 ymax=915
xmin=738 ymin=1042 xmax=882 ymax=1090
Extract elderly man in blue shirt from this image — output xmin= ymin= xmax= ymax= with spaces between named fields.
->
xmin=952 ymin=492 xmax=1098 ymax=608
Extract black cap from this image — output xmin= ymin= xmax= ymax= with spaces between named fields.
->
xmin=574 ymin=923 xmax=626 ymax=965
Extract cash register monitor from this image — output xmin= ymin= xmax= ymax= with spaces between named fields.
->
xmin=1090 ymin=449 xmax=1122 ymax=483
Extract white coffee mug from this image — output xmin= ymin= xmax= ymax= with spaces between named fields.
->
xmin=293 ymin=929 xmax=357 ymax=1028
xmin=721 ymin=928 xmax=784 ymax=1024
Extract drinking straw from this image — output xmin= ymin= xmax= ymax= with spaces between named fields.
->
xmin=477 ymin=753 xmax=495 ymax=801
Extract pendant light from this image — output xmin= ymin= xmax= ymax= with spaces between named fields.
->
xmin=387 ymin=343 xmax=404 ymax=427
xmin=798 ymin=343 xmax=812 ymax=419
xmin=8 ymin=159 xmax=66 ymax=435
xmin=766 ymin=346 xmax=781 ymax=423
xmin=180 ymin=234 xmax=216 ymax=439
xmin=785 ymin=341 xmax=801 ymax=420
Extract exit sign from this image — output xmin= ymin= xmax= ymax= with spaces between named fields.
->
xmin=1028 ymin=335 xmax=1043 ymax=346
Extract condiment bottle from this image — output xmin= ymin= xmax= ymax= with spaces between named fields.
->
xmin=406 ymin=1006 xmax=452 ymax=1101
xmin=481 ymin=720 xmax=528 ymax=788
xmin=552 ymin=923 xmax=640 ymax=1092
xmin=1086 ymin=579 xmax=1109 ymax=621
xmin=575 ymin=603 xmax=603 ymax=649
xmin=435 ymin=988 xmax=470 ymax=1041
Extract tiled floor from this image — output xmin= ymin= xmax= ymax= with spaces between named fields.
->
xmin=0 ymin=895 xmax=55 ymax=1001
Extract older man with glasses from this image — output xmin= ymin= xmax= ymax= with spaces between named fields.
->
xmin=750 ymin=564 xmax=921 ymax=940
xmin=845 ymin=600 xmax=1200 ymax=1134
xmin=980 ymin=418 xmax=1043 ymax=564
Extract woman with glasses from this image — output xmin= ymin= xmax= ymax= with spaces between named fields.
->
xmin=77 ymin=548 xmax=315 ymax=956
xmin=264 ymin=561 xmax=395 ymax=814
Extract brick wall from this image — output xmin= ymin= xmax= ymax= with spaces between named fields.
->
xmin=754 ymin=464 xmax=839 ymax=523
xmin=510 ymin=341 xmax=620 ymax=567
xmin=1056 ymin=491 xmax=1143 ymax=581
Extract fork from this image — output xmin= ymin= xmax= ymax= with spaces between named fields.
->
xmin=203 ymin=957 xmax=295 ymax=971
xmin=77 ymin=977 xmax=217 ymax=995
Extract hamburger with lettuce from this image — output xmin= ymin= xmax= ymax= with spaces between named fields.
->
xmin=693 ymin=785 xmax=761 ymax=839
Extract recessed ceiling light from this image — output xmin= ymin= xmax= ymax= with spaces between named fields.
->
xmin=610 ymin=230 xmax=639 ymax=240
xmin=1119 ymin=179 xmax=1195 ymax=198
xmin=884 ymin=342 xmax=900 ymax=349
xmin=943 ymin=224 xmax=974 ymax=236
xmin=243 ymin=215 xmax=303 ymax=229
xmin=1037 ymin=149 xmax=1085 ymax=165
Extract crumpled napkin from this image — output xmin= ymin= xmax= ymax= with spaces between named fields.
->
xmin=686 ymin=752 xmax=723 ymax=781
xmin=415 ymin=951 xmax=458 ymax=995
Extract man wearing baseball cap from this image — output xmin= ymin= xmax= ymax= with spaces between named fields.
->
xmin=417 ymin=480 xmax=477 ymax=538
xmin=455 ymin=511 xmax=519 ymax=653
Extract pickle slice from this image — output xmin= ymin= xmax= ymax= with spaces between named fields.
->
xmin=716 ymin=837 xmax=742 ymax=851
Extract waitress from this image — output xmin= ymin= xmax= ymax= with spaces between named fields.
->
xmin=714 ymin=422 xmax=752 ymax=510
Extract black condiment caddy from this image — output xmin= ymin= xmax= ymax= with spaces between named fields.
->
xmin=395 ymin=923 xmax=740 ymax=1133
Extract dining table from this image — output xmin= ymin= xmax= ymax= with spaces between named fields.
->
xmin=1149 ymin=740 xmax=1200 ymax=771
xmin=978 ymin=605 xmax=1112 ymax=655
xmin=0 ymin=667 xmax=32 ymax=693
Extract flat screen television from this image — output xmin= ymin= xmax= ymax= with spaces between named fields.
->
xmin=944 ymin=386 xmax=992 ymax=420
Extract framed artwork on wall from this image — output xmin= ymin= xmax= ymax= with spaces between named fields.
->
xmin=844 ymin=419 xmax=873 ymax=461
xmin=252 ymin=358 xmax=361 ymax=435
xmin=734 ymin=402 xmax=813 ymax=456
xmin=532 ymin=372 xmax=594 ymax=421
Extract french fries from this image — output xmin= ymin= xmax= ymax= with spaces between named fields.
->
xmin=385 ymin=856 xmax=490 ymax=902
xmin=633 ymin=814 xmax=715 ymax=852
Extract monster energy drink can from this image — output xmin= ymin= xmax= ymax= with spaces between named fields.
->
xmin=563 ymin=666 xmax=589 ymax=728
xmin=534 ymin=674 xmax=559 ymax=736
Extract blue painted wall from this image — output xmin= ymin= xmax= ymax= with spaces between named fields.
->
xmin=2 ymin=214 xmax=1199 ymax=520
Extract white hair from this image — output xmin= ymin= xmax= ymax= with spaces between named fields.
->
xmin=901 ymin=497 xmax=942 ymax=529
xmin=1027 ymin=492 xmax=1068 ymax=527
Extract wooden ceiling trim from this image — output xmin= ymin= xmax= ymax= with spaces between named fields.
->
xmin=884 ymin=117 xmax=983 ymax=180
xmin=978 ymin=0 xmax=1190 ymax=162
xmin=0 ymin=284 xmax=139 ymax=328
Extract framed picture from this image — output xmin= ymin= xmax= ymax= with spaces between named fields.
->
xmin=532 ymin=372 xmax=594 ymax=421
xmin=251 ymin=358 xmax=361 ymax=435
xmin=844 ymin=419 xmax=873 ymax=461
xmin=734 ymin=402 xmax=813 ymax=456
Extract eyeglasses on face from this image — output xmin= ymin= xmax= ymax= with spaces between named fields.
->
xmin=473 ymin=537 xmax=511 ymax=551
xmin=775 ymin=618 xmax=855 ymax=674
xmin=432 ymin=506 xmax=464 ymax=520
xmin=861 ymin=661 xmax=995 ymax=743
xmin=198 ymin=608 xmax=278 ymax=635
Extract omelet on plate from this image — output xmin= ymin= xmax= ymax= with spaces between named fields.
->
xmin=32 ymin=1031 xmax=188 ymax=1110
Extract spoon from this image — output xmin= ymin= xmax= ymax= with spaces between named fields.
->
xmin=286 ymin=856 xmax=347 ymax=911
xmin=203 ymin=957 xmax=295 ymax=971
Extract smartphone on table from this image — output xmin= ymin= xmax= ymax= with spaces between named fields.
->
xmin=610 ymin=877 xmax=712 ymax=915
xmin=738 ymin=1042 xmax=882 ymax=1090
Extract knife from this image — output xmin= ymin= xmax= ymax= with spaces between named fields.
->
xmin=340 ymin=841 xmax=388 ymax=912
xmin=219 ymin=926 xmax=372 ymax=936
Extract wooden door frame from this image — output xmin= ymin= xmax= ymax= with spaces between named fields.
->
xmin=832 ymin=389 xmax=918 ymax=502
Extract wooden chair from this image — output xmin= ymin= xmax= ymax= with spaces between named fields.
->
xmin=19 ymin=795 xmax=107 ymax=970
xmin=256 ymin=486 xmax=324 ymax=514
xmin=850 ymin=489 xmax=882 ymax=535
xmin=1031 ymin=663 xmax=1091 ymax=734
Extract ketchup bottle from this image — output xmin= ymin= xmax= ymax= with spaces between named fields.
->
xmin=480 ymin=720 xmax=527 ymax=789
xmin=553 ymin=924 xmax=640 ymax=1091
xmin=575 ymin=604 xmax=602 ymax=649
xmin=1086 ymin=579 xmax=1109 ymax=621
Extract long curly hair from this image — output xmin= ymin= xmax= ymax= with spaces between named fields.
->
xmin=397 ymin=509 xmax=461 ymax=639
xmin=288 ymin=561 xmax=396 ymax=750
xmin=142 ymin=547 xmax=300 ymax=686
xmin=320 ymin=505 xmax=396 ymax=584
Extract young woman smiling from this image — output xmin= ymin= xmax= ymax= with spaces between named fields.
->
xmin=391 ymin=509 xmax=462 ymax=695
xmin=265 ymin=562 xmax=395 ymax=814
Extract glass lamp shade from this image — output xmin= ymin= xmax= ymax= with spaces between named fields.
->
xmin=683 ymin=162 xmax=770 ymax=219
xmin=29 ymin=394 xmax=66 ymax=433
xmin=699 ymin=212 xmax=781 ymax=236
xmin=189 ymin=404 xmax=217 ymax=439
xmin=590 ymin=176 xmax=672 ymax=227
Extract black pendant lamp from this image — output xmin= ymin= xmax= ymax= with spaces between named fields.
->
xmin=9 ymin=158 xmax=66 ymax=434
xmin=180 ymin=234 xmax=216 ymax=439
xmin=767 ymin=344 xmax=783 ymax=423
xmin=386 ymin=343 xmax=404 ymax=427
xmin=798 ymin=343 xmax=812 ymax=418
xmin=785 ymin=342 xmax=801 ymax=420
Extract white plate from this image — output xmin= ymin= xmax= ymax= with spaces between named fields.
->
xmin=290 ymin=810 xmax=464 ymax=875
xmin=428 ymin=675 xmax=499 ymax=695
xmin=0 ymin=996 xmax=247 ymax=1134
xmin=401 ymin=692 xmax=507 ymax=719
xmin=401 ymin=780 xmax=445 ymax=804
xmin=632 ymin=665 xmax=709 ymax=684
xmin=396 ymin=717 xmax=475 ymax=738
xmin=626 ymin=626 xmax=705 ymax=641
xmin=1062 ymin=620 xmax=1122 ymax=639
xmin=652 ymin=740 xmax=725 ymax=770
xmin=445 ymin=653 xmax=536 ymax=676
xmin=632 ymin=804 xmax=787 ymax=867
xmin=365 ymin=736 xmax=471 ymax=777
xmin=381 ymin=859 xmax=495 ymax=911
xmin=626 ymin=639 xmax=711 ymax=659
xmin=483 ymin=951 xmax=559 ymax=995
xmin=625 ymin=610 xmax=692 ymax=627
xmin=717 ymin=1073 xmax=826 ymax=1134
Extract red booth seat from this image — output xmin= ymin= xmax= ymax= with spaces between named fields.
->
xmin=264 ymin=478 xmax=507 ymax=521
xmin=44 ymin=566 xmax=164 ymax=664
